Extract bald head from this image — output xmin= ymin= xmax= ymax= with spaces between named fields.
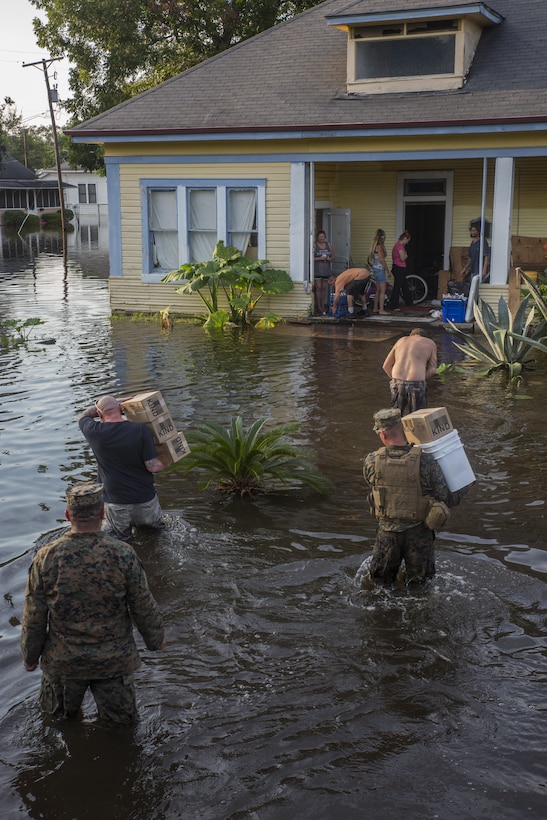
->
xmin=95 ymin=395 xmax=124 ymax=421
xmin=96 ymin=395 xmax=120 ymax=412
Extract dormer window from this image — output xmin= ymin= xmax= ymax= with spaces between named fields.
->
xmin=353 ymin=19 xmax=458 ymax=82
xmin=327 ymin=3 xmax=503 ymax=95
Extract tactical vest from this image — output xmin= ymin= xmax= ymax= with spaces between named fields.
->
xmin=371 ymin=447 xmax=430 ymax=525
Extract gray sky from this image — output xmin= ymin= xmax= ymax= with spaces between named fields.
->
xmin=0 ymin=0 xmax=70 ymax=126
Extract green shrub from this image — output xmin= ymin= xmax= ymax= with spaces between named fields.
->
xmin=3 ymin=210 xmax=39 ymax=230
xmin=172 ymin=416 xmax=333 ymax=496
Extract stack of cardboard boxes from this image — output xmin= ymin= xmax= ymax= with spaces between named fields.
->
xmin=121 ymin=391 xmax=190 ymax=466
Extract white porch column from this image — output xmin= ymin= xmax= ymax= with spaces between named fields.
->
xmin=290 ymin=162 xmax=307 ymax=282
xmin=490 ymin=157 xmax=514 ymax=285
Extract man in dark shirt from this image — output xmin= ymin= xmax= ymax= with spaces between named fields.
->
xmin=460 ymin=223 xmax=490 ymax=283
xmin=78 ymin=394 xmax=165 ymax=540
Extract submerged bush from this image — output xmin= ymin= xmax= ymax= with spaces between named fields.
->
xmin=171 ymin=416 xmax=333 ymax=496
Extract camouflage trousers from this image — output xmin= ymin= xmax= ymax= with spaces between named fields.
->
xmin=39 ymin=672 xmax=137 ymax=724
xmin=389 ymin=378 xmax=427 ymax=416
xmin=369 ymin=523 xmax=435 ymax=585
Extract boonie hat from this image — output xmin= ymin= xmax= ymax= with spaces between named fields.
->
xmin=66 ymin=482 xmax=104 ymax=513
xmin=373 ymin=407 xmax=402 ymax=433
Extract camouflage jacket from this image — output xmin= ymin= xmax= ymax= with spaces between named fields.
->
xmin=21 ymin=531 xmax=164 ymax=679
xmin=363 ymin=444 xmax=471 ymax=532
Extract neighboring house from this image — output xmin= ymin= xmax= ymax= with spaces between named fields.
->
xmin=66 ymin=0 xmax=547 ymax=317
xmin=37 ymin=164 xmax=108 ymax=222
xmin=0 ymin=153 xmax=64 ymax=226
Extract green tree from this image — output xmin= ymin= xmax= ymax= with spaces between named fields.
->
xmin=0 ymin=97 xmax=18 ymax=159
xmin=4 ymin=125 xmax=57 ymax=172
xmin=30 ymin=0 xmax=323 ymax=125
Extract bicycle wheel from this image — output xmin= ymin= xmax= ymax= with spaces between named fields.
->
xmin=405 ymin=274 xmax=428 ymax=304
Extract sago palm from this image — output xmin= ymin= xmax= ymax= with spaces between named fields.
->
xmin=174 ymin=416 xmax=333 ymax=496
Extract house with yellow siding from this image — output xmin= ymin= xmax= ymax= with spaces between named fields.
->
xmin=66 ymin=0 xmax=547 ymax=318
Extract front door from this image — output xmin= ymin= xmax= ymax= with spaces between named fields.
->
xmin=404 ymin=201 xmax=446 ymax=278
xmin=397 ymin=172 xmax=453 ymax=282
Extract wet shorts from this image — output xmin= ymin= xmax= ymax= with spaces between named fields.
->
xmin=390 ymin=378 xmax=427 ymax=416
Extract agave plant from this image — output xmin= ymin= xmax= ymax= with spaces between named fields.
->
xmin=520 ymin=270 xmax=547 ymax=323
xmin=172 ymin=416 xmax=333 ymax=496
xmin=448 ymin=292 xmax=547 ymax=377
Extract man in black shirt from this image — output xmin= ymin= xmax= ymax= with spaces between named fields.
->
xmin=78 ymin=395 xmax=165 ymax=539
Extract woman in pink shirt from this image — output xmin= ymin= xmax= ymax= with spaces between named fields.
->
xmin=388 ymin=230 xmax=413 ymax=311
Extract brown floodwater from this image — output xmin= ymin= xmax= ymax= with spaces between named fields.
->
xmin=0 ymin=233 xmax=546 ymax=819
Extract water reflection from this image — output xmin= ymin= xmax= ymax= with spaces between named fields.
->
xmin=11 ymin=717 xmax=168 ymax=819
xmin=0 ymin=241 xmax=547 ymax=818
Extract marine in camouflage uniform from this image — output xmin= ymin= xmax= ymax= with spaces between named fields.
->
xmin=21 ymin=482 xmax=165 ymax=724
xmin=363 ymin=408 xmax=473 ymax=584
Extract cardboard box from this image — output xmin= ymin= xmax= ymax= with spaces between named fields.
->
xmin=155 ymin=432 xmax=191 ymax=466
xmin=145 ymin=412 xmax=178 ymax=445
xmin=402 ymin=407 xmax=453 ymax=445
xmin=122 ymin=391 xmax=169 ymax=422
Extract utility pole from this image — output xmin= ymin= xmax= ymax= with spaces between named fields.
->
xmin=22 ymin=57 xmax=66 ymax=251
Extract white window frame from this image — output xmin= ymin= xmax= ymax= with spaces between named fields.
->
xmin=141 ymin=178 xmax=266 ymax=282
xmin=347 ymin=17 xmax=472 ymax=94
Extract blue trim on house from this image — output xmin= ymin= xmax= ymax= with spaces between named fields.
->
xmin=103 ymin=146 xmax=547 ymax=168
xmin=139 ymin=177 xmax=267 ymax=281
xmin=106 ymin=163 xmax=122 ymax=277
xmin=80 ymin=120 xmax=547 ymax=146
xmin=326 ymin=4 xmax=504 ymax=27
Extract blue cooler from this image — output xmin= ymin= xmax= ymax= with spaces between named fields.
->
xmin=442 ymin=299 xmax=467 ymax=322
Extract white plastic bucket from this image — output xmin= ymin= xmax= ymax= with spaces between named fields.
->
xmin=419 ymin=429 xmax=475 ymax=492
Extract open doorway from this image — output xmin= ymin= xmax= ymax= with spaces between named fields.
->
xmin=398 ymin=172 xmax=453 ymax=299
xmin=404 ymin=201 xmax=446 ymax=295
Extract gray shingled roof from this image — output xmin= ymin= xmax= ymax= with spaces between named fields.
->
xmin=67 ymin=0 xmax=547 ymax=138
xmin=0 ymin=153 xmax=61 ymax=189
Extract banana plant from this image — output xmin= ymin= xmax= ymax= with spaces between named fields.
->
xmin=161 ymin=241 xmax=293 ymax=328
xmin=448 ymin=293 xmax=547 ymax=377
xmin=170 ymin=416 xmax=333 ymax=496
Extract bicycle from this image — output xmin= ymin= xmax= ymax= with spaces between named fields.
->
xmin=362 ymin=273 xmax=428 ymax=311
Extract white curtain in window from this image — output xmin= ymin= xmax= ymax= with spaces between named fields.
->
xmin=189 ymin=189 xmax=217 ymax=262
xmin=150 ymin=190 xmax=178 ymax=270
xmin=229 ymin=189 xmax=256 ymax=254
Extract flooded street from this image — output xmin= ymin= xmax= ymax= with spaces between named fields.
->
xmin=1 ymin=232 xmax=546 ymax=819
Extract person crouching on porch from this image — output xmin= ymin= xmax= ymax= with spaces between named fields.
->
xmin=328 ymin=268 xmax=372 ymax=316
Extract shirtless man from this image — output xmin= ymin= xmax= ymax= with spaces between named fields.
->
xmin=382 ymin=328 xmax=438 ymax=416
xmin=328 ymin=268 xmax=371 ymax=316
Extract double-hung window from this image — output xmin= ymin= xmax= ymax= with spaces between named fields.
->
xmin=143 ymin=179 xmax=265 ymax=281
xmin=78 ymin=183 xmax=98 ymax=204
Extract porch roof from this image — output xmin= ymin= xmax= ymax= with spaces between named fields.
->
xmin=67 ymin=0 xmax=547 ymax=143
